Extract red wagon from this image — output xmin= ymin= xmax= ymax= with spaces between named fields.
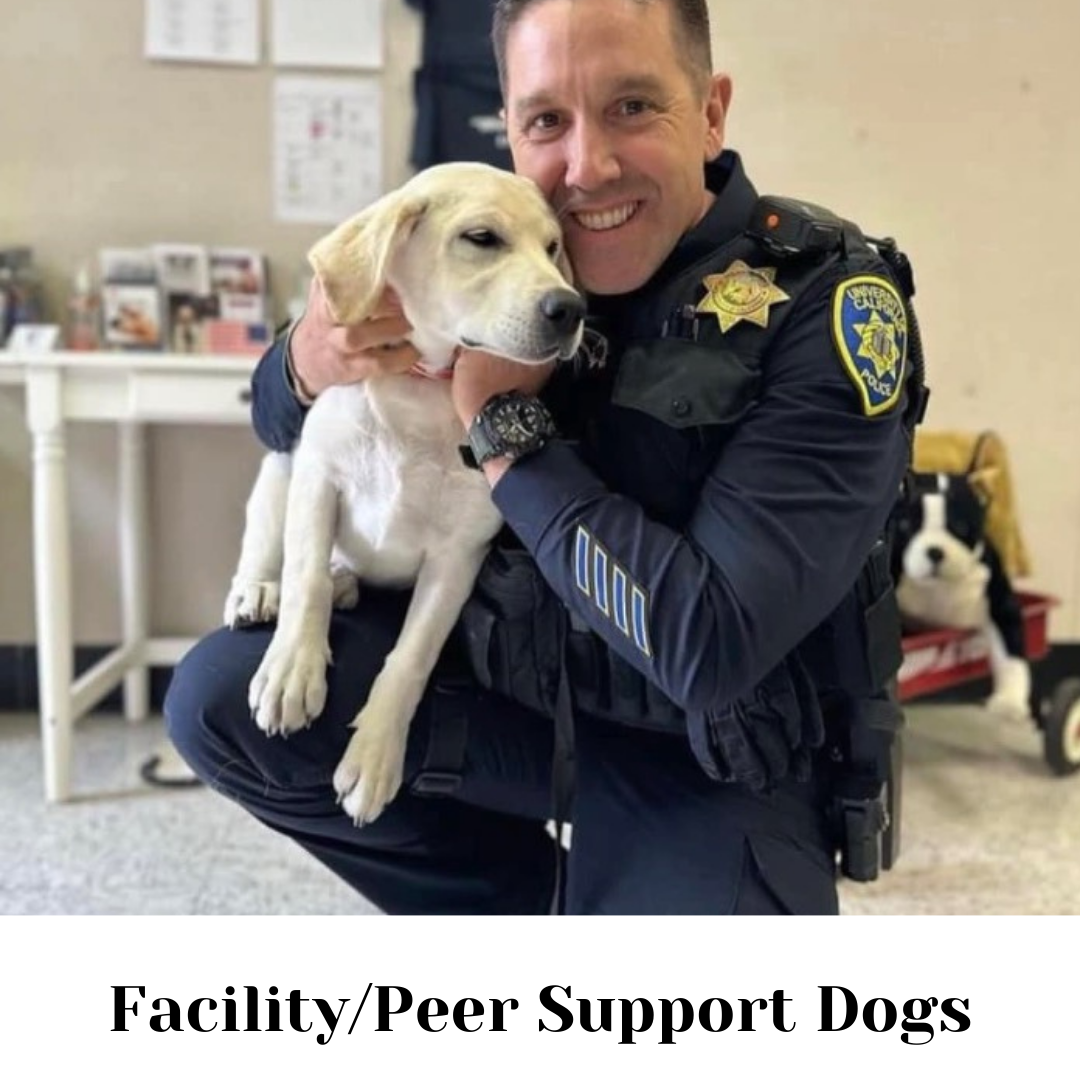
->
xmin=897 ymin=591 xmax=1080 ymax=776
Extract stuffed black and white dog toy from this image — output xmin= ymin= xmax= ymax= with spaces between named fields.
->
xmin=892 ymin=469 xmax=1031 ymax=720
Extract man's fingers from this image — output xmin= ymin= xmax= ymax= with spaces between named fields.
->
xmin=339 ymin=313 xmax=413 ymax=352
xmin=346 ymin=343 xmax=421 ymax=378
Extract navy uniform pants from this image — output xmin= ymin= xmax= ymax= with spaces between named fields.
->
xmin=164 ymin=590 xmax=839 ymax=915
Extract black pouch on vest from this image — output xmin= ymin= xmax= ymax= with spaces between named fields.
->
xmin=565 ymin=630 xmax=685 ymax=732
xmin=613 ymin=338 xmax=761 ymax=430
xmin=799 ymin=538 xmax=903 ymax=698
xmin=459 ymin=545 xmax=567 ymax=719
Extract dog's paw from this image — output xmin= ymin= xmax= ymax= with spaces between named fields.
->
xmin=333 ymin=711 xmax=408 ymax=826
xmin=331 ymin=567 xmax=360 ymax=611
xmin=224 ymin=578 xmax=281 ymax=628
xmin=985 ymin=689 xmax=1032 ymax=724
xmin=248 ymin=638 xmax=330 ymax=736
xmin=986 ymin=657 xmax=1032 ymax=723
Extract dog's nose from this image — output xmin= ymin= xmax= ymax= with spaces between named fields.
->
xmin=926 ymin=546 xmax=945 ymax=567
xmin=539 ymin=289 xmax=586 ymax=334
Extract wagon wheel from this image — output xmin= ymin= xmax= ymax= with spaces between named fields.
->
xmin=1043 ymin=677 xmax=1080 ymax=776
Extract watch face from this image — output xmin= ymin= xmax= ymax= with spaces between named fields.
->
xmin=491 ymin=397 xmax=550 ymax=447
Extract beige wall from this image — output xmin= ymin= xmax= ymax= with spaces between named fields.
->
xmin=714 ymin=0 xmax=1080 ymax=637
xmin=1 ymin=0 xmax=1078 ymax=644
xmin=0 ymin=0 xmax=422 ymax=642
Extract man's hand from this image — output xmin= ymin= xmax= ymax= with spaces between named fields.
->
xmin=289 ymin=277 xmax=421 ymax=399
xmin=450 ymin=349 xmax=557 ymax=430
xmin=451 ymin=350 xmax=558 ymax=487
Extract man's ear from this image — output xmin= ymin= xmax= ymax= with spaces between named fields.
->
xmin=702 ymin=72 xmax=733 ymax=162
xmin=307 ymin=192 xmax=427 ymax=324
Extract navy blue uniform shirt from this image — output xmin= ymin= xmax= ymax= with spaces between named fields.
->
xmin=250 ymin=151 xmax=908 ymax=722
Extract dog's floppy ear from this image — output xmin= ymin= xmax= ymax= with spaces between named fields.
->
xmin=308 ymin=191 xmax=427 ymax=324
xmin=968 ymin=465 xmax=999 ymax=507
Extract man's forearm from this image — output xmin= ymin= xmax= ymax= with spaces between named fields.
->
xmin=250 ymin=334 xmax=308 ymax=451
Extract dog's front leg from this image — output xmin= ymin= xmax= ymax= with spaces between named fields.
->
xmin=984 ymin=622 xmax=1032 ymax=722
xmin=249 ymin=452 xmax=338 ymax=736
xmin=334 ymin=544 xmax=488 ymax=825
xmin=224 ymin=451 xmax=292 ymax=627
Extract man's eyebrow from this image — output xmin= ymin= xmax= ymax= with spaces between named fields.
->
xmin=511 ymin=75 xmax=669 ymax=115
xmin=511 ymin=91 xmax=557 ymax=115
xmin=608 ymin=74 xmax=668 ymax=98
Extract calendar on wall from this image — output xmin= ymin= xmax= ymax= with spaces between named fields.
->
xmin=272 ymin=76 xmax=383 ymax=225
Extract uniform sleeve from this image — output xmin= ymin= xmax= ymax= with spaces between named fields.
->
xmin=492 ymin=266 xmax=909 ymax=715
xmin=250 ymin=336 xmax=307 ymax=451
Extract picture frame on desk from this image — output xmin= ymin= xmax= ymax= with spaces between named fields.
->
xmin=4 ymin=323 xmax=61 ymax=353
xmin=203 ymin=317 xmax=272 ymax=356
xmin=99 ymin=246 xmax=156 ymax=285
xmin=166 ymin=291 xmax=218 ymax=354
xmin=209 ymin=247 xmax=266 ymax=298
xmin=102 ymin=283 xmax=163 ymax=349
xmin=153 ymin=242 xmax=211 ymax=297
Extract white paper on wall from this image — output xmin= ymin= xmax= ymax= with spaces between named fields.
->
xmin=270 ymin=0 xmax=384 ymax=70
xmin=273 ymin=76 xmax=383 ymax=225
xmin=144 ymin=0 xmax=260 ymax=66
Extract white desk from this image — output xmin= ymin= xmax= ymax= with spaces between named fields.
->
xmin=0 ymin=350 xmax=258 ymax=801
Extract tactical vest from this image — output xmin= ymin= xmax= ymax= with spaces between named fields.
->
xmin=461 ymin=197 xmax=926 ymax=881
xmin=561 ymin=211 xmax=913 ymax=728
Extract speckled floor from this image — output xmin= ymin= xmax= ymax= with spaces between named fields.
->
xmin=1 ymin=703 xmax=1077 ymax=915
xmin=0 ymin=711 xmax=371 ymax=915
xmin=839 ymin=701 xmax=1080 ymax=915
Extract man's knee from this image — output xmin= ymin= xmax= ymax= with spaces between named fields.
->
xmin=164 ymin=625 xmax=268 ymax=783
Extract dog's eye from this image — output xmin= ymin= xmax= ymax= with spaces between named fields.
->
xmin=462 ymin=229 xmax=503 ymax=248
xmin=547 ymin=241 xmax=561 ymax=260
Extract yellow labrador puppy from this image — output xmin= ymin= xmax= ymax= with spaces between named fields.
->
xmin=224 ymin=163 xmax=583 ymax=826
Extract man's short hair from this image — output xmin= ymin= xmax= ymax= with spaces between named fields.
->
xmin=491 ymin=0 xmax=714 ymax=96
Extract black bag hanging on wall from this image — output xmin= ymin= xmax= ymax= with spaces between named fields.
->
xmin=405 ymin=0 xmax=512 ymax=169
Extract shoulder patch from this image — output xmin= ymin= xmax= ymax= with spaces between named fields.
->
xmin=831 ymin=274 xmax=908 ymax=416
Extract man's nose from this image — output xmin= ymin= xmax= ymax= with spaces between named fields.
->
xmin=565 ymin=120 xmax=621 ymax=190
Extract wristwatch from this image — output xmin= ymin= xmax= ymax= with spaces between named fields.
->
xmin=461 ymin=391 xmax=557 ymax=469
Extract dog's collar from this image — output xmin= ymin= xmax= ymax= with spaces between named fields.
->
xmin=409 ymin=361 xmax=454 ymax=380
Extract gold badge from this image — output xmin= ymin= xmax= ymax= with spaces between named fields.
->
xmin=696 ymin=260 xmax=791 ymax=333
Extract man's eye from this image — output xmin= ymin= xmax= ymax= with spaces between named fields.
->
xmin=462 ymin=229 xmax=503 ymax=248
xmin=528 ymin=111 xmax=562 ymax=133
xmin=619 ymin=99 xmax=653 ymax=117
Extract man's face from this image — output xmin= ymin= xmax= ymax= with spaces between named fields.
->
xmin=503 ymin=0 xmax=731 ymax=295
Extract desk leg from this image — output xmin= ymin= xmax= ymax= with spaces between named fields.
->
xmin=27 ymin=370 xmax=75 ymax=802
xmin=119 ymin=422 xmax=149 ymax=721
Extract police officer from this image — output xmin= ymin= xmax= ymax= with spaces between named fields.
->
xmin=165 ymin=0 xmax=915 ymax=914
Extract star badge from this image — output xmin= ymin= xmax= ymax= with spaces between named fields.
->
xmin=696 ymin=260 xmax=791 ymax=333
xmin=852 ymin=309 xmax=902 ymax=378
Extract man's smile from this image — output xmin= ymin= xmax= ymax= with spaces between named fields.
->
xmin=569 ymin=200 xmax=642 ymax=232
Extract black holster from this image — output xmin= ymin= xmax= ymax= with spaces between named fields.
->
xmin=800 ymin=535 xmax=907 ymax=881
xmin=459 ymin=545 xmax=567 ymax=718
xmin=799 ymin=536 xmax=903 ymax=699
xmin=823 ymin=693 xmax=905 ymax=882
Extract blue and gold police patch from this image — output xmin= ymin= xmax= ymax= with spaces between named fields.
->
xmin=831 ymin=275 xmax=908 ymax=416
